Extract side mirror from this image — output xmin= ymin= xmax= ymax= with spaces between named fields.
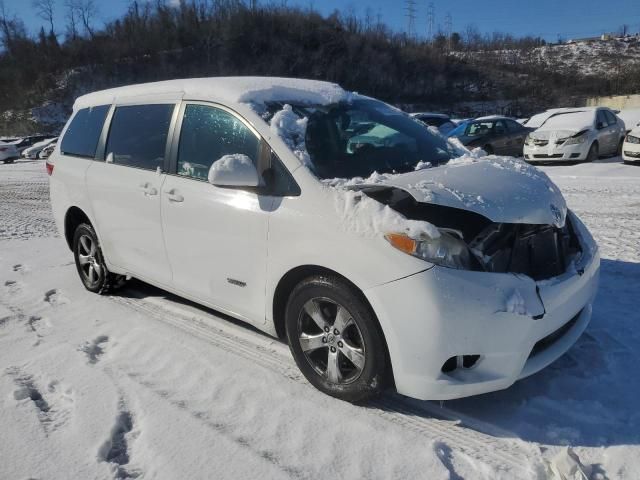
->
xmin=208 ymin=154 xmax=261 ymax=187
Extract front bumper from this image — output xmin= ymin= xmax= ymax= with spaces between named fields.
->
xmin=622 ymin=141 xmax=640 ymax=162
xmin=524 ymin=142 xmax=589 ymax=162
xmin=365 ymin=215 xmax=600 ymax=401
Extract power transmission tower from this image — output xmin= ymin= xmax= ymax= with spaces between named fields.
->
xmin=445 ymin=12 xmax=452 ymax=49
xmin=405 ymin=0 xmax=417 ymax=38
xmin=427 ymin=2 xmax=435 ymax=41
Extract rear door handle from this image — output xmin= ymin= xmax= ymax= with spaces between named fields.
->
xmin=139 ymin=182 xmax=158 ymax=196
xmin=166 ymin=189 xmax=184 ymax=203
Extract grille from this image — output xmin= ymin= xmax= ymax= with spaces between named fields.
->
xmin=533 ymin=154 xmax=563 ymax=159
xmin=469 ymin=218 xmax=581 ymax=281
xmin=624 ymin=150 xmax=640 ymax=158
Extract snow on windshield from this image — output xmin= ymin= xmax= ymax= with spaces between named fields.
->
xmin=539 ymin=111 xmax=595 ymax=131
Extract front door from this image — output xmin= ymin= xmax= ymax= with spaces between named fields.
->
xmin=161 ymin=103 xmax=272 ymax=324
xmin=86 ymin=103 xmax=175 ymax=285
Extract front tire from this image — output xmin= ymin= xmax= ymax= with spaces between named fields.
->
xmin=586 ymin=142 xmax=599 ymax=162
xmin=285 ymin=275 xmax=387 ymax=403
xmin=72 ymin=223 xmax=125 ymax=294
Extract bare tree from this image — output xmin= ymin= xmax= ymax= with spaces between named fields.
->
xmin=64 ymin=0 xmax=77 ymax=39
xmin=68 ymin=0 xmax=97 ymax=37
xmin=32 ymin=0 xmax=55 ymax=34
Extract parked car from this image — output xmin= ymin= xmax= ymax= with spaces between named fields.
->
xmin=524 ymin=107 xmax=625 ymax=163
xmin=10 ymin=134 xmax=53 ymax=153
xmin=448 ymin=116 xmax=531 ymax=157
xmin=617 ymin=108 xmax=640 ymax=133
xmin=622 ymin=125 xmax=640 ymax=164
xmin=22 ymin=137 xmax=58 ymax=159
xmin=411 ymin=112 xmax=457 ymax=135
xmin=0 ymin=141 xmax=19 ymax=163
xmin=38 ymin=142 xmax=57 ymax=159
xmin=49 ymin=77 xmax=599 ymax=403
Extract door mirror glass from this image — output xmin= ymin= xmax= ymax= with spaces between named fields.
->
xmin=208 ymin=154 xmax=261 ymax=187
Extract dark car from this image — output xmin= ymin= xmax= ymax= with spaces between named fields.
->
xmin=411 ymin=112 xmax=457 ymax=135
xmin=449 ymin=116 xmax=531 ymax=157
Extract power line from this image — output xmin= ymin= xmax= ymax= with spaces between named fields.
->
xmin=427 ymin=2 xmax=435 ymax=41
xmin=405 ymin=0 xmax=417 ymax=38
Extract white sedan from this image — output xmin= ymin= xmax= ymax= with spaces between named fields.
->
xmin=524 ymin=107 xmax=625 ymax=163
xmin=22 ymin=137 xmax=58 ymax=159
xmin=622 ymin=126 xmax=640 ymax=164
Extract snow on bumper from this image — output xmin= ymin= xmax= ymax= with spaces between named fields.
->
xmin=524 ymin=142 xmax=589 ymax=162
xmin=365 ymin=221 xmax=600 ymax=401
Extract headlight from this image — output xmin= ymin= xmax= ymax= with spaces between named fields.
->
xmin=385 ymin=231 xmax=475 ymax=270
xmin=524 ymin=134 xmax=533 ymax=146
xmin=564 ymin=132 xmax=588 ymax=145
xmin=626 ymin=134 xmax=640 ymax=144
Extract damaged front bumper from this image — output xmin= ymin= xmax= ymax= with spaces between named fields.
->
xmin=364 ymin=213 xmax=600 ymax=401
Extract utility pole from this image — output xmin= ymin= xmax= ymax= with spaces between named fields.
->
xmin=445 ymin=12 xmax=452 ymax=50
xmin=405 ymin=0 xmax=417 ymax=38
xmin=427 ymin=2 xmax=435 ymax=41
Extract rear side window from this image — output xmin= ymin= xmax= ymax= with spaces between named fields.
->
xmin=60 ymin=105 xmax=109 ymax=158
xmin=105 ymin=104 xmax=174 ymax=171
xmin=604 ymin=111 xmax=618 ymax=126
xmin=177 ymin=104 xmax=260 ymax=180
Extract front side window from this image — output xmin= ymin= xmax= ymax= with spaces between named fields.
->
xmin=60 ymin=105 xmax=110 ymax=158
xmin=596 ymin=110 xmax=609 ymax=128
xmin=177 ymin=104 xmax=260 ymax=180
xmin=105 ymin=104 xmax=174 ymax=171
xmin=465 ymin=121 xmax=495 ymax=137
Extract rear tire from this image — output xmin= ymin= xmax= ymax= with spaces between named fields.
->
xmin=617 ymin=138 xmax=624 ymax=157
xmin=72 ymin=223 xmax=126 ymax=295
xmin=586 ymin=142 xmax=599 ymax=162
xmin=483 ymin=144 xmax=494 ymax=155
xmin=285 ymin=275 xmax=387 ymax=403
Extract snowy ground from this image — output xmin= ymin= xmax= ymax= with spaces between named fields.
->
xmin=1 ymin=157 xmax=639 ymax=480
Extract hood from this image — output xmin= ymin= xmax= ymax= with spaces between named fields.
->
xmin=351 ymin=157 xmax=567 ymax=227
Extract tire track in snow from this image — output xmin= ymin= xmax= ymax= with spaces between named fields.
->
xmin=110 ymin=290 xmax=544 ymax=478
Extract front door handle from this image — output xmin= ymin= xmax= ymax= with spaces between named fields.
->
xmin=139 ymin=182 xmax=158 ymax=196
xmin=166 ymin=189 xmax=184 ymax=203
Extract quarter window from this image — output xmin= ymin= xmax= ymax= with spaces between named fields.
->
xmin=60 ymin=105 xmax=110 ymax=158
xmin=105 ymin=104 xmax=174 ymax=171
xmin=177 ymin=104 xmax=260 ymax=180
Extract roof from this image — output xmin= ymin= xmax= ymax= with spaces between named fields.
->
xmin=74 ymin=77 xmax=350 ymax=110
xmin=474 ymin=115 xmax=513 ymax=121
xmin=410 ymin=112 xmax=449 ymax=119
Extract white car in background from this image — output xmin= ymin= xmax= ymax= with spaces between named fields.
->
xmin=524 ymin=107 xmax=625 ymax=163
xmin=22 ymin=137 xmax=58 ymax=159
xmin=0 ymin=141 xmax=19 ymax=163
xmin=617 ymin=108 xmax=640 ymax=133
xmin=49 ymin=77 xmax=599 ymax=403
xmin=38 ymin=142 xmax=57 ymax=159
xmin=622 ymin=126 xmax=640 ymax=164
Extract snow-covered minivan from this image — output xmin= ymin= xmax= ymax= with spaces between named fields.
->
xmin=49 ymin=78 xmax=600 ymax=402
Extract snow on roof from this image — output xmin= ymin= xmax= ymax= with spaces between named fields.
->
xmin=410 ymin=112 xmax=449 ymax=118
xmin=474 ymin=115 xmax=512 ymax=121
xmin=74 ymin=77 xmax=350 ymax=110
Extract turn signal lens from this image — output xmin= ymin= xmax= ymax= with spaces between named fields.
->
xmin=384 ymin=233 xmax=417 ymax=255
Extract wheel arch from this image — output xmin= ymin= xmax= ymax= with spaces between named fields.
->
xmin=271 ymin=264 xmax=395 ymax=386
xmin=63 ymin=206 xmax=92 ymax=250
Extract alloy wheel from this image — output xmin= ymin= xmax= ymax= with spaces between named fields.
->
xmin=77 ymin=234 xmax=102 ymax=287
xmin=297 ymin=297 xmax=366 ymax=384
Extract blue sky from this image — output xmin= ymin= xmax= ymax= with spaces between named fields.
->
xmin=5 ymin=0 xmax=640 ymax=42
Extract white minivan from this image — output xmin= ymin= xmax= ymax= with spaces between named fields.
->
xmin=49 ymin=77 xmax=600 ymax=402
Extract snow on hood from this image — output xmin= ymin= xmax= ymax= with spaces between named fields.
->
xmin=532 ymin=110 xmax=595 ymax=136
xmin=329 ymin=154 xmax=567 ymax=227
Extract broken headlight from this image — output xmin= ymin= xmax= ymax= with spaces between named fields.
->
xmin=385 ymin=230 xmax=476 ymax=270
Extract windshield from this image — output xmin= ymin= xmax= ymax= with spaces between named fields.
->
xmin=265 ymin=99 xmax=453 ymax=179
xmin=447 ymin=121 xmax=469 ymax=138
xmin=539 ymin=111 xmax=594 ymax=130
